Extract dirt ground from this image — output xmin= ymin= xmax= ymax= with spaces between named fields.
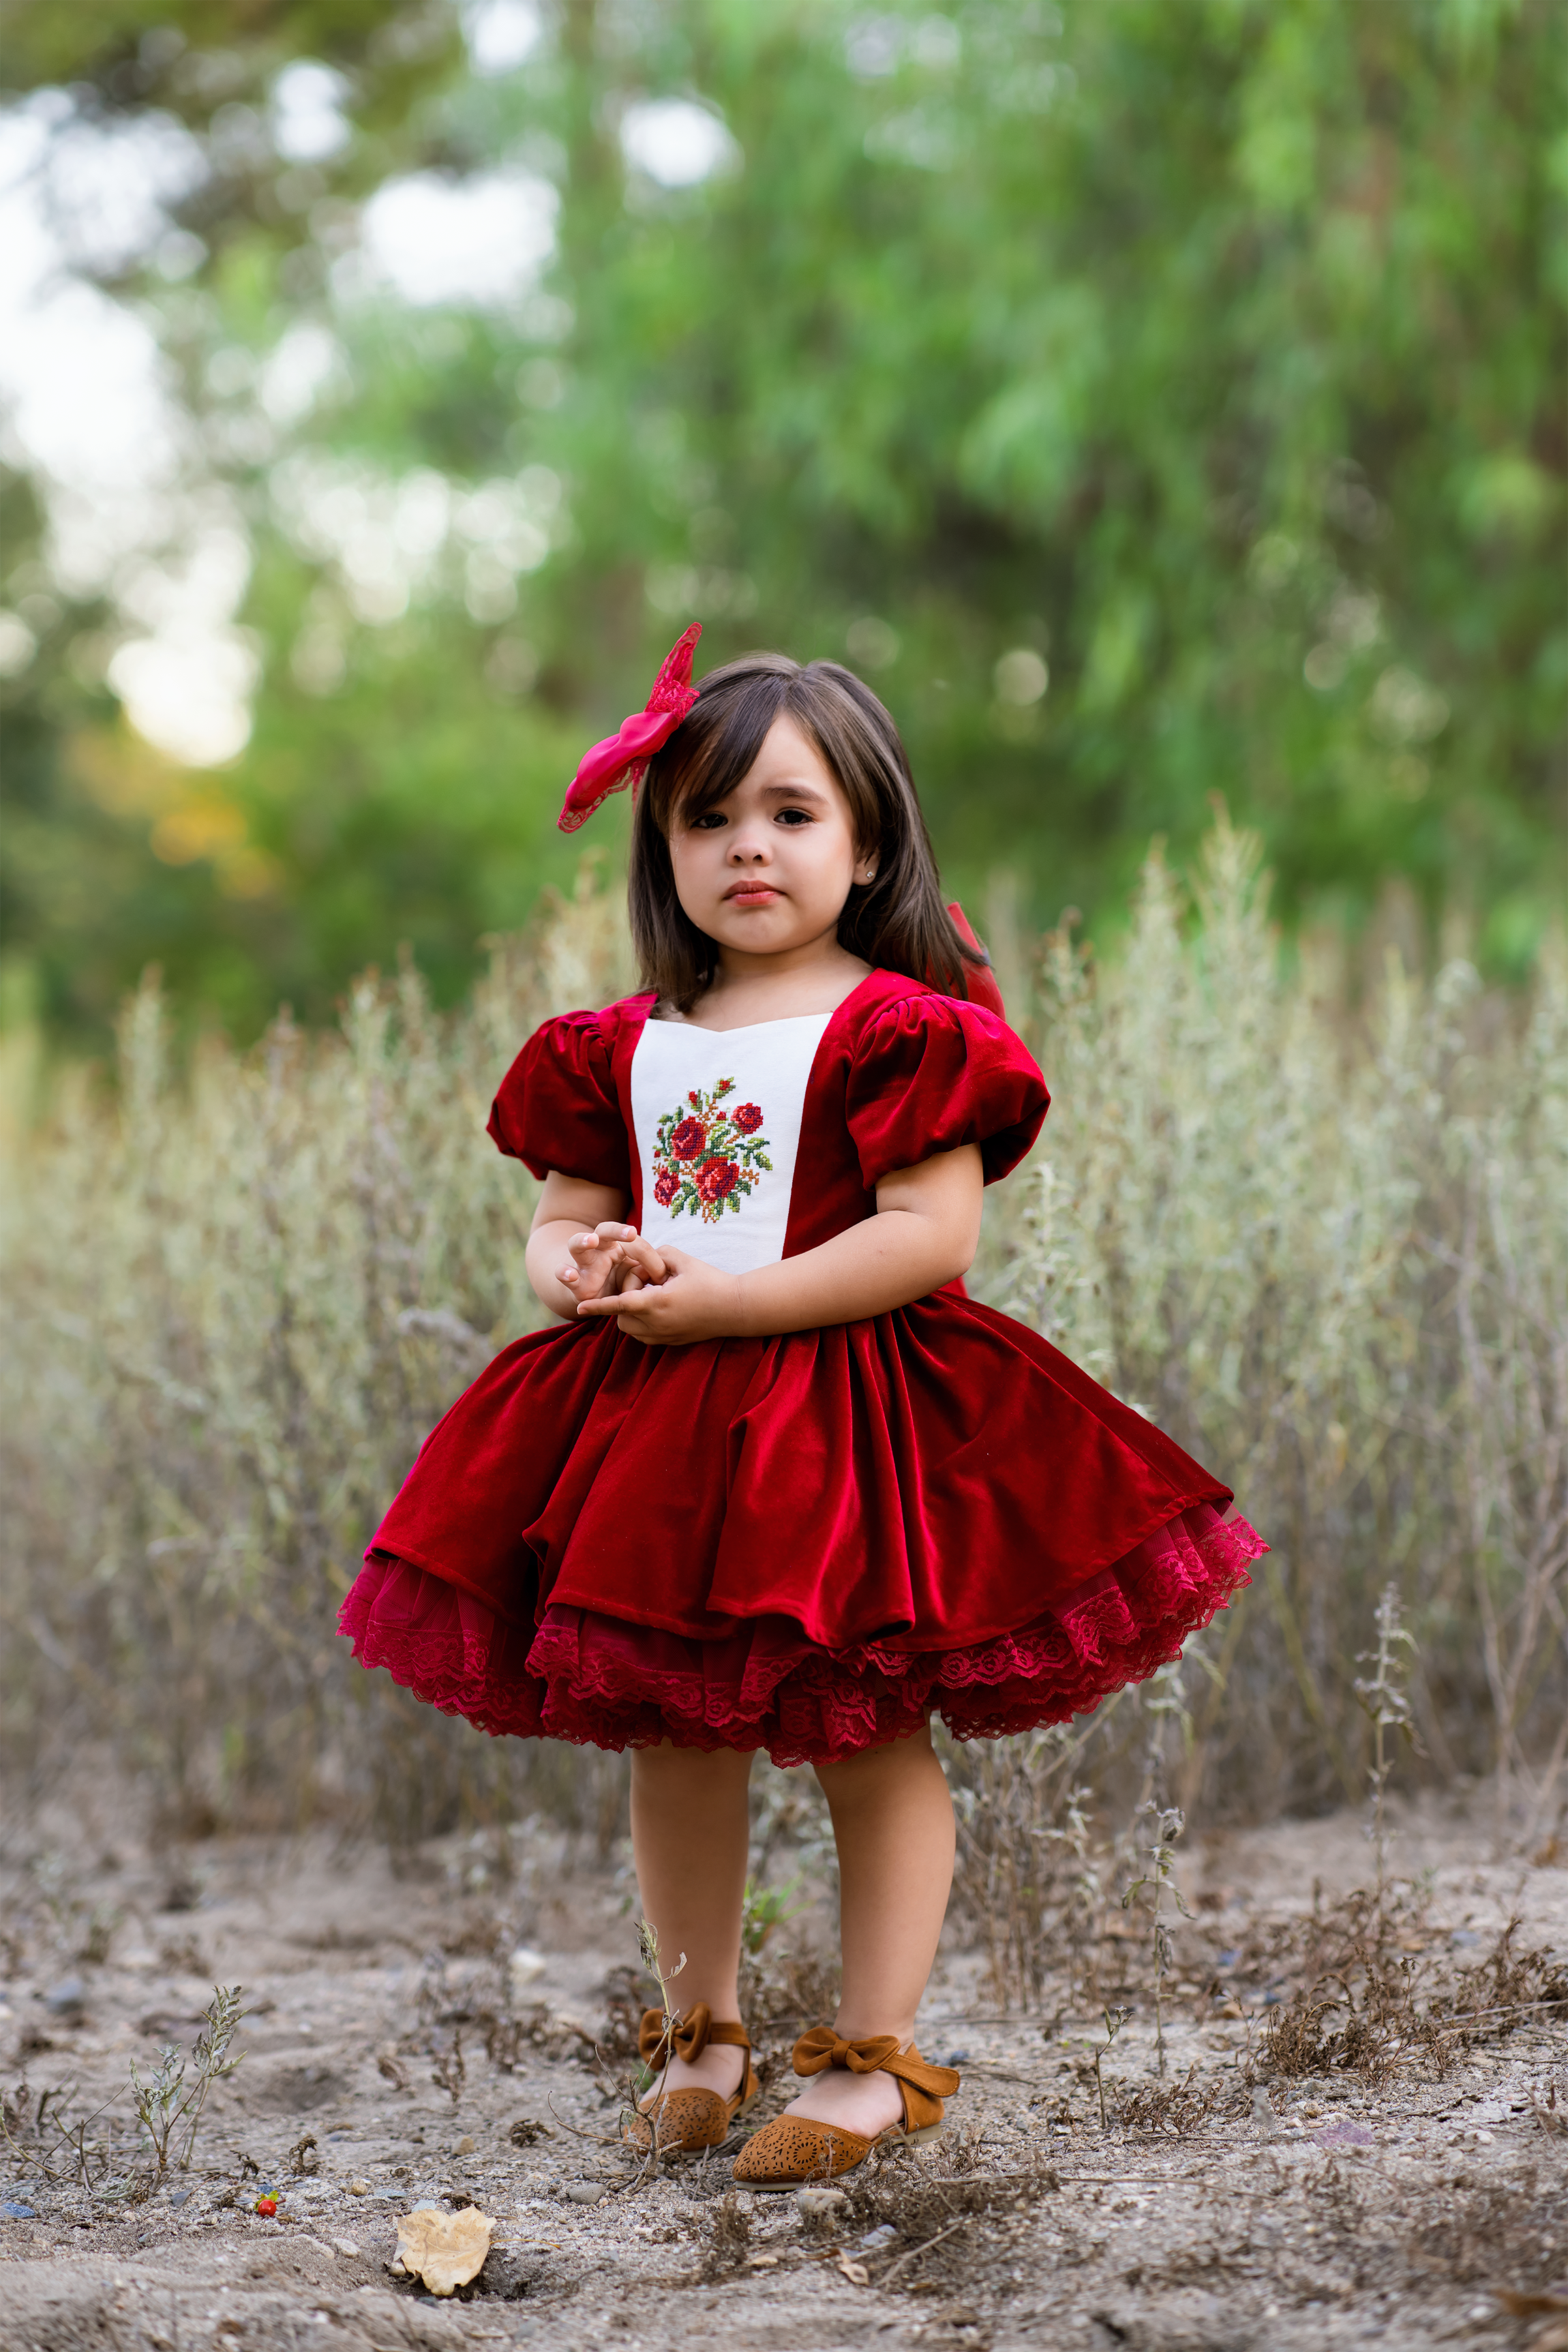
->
xmin=2 ymin=1769 xmax=1565 ymax=2352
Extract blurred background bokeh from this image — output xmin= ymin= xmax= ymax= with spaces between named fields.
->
xmin=2 ymin=0 xmax=1561 ymax=1058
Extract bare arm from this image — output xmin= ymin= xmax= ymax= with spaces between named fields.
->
xmin=573 ymin=1144 xmax=984 ymax=1344
xmin=525 ymin=1171 xmax=637 ymax=1320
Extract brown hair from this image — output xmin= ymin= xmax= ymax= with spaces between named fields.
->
xmin=627 ymin=652 xmax=984 ymax=1012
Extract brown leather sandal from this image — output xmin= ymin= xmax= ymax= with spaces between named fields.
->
xmin=622 ymin=2004 xmax=759 ymax=2156
xmin=730 ymin=2027 xmax=959 ymax=2189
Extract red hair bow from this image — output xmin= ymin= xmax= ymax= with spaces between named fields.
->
xmin=557 ymin=623 xmax=703 ymax=833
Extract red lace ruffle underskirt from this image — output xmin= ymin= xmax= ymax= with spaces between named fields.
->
xmin=337 ymin=1501 xmax=1263 ymax=1767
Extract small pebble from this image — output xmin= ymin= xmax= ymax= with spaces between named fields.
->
xmin=347 ymin=2180 xmax=370 ymax=2196
xmin=565 ymin=2184 xmax=605 ymax=2205
xmin=332 ymin=2238 xmax=361 ymax=2259
xmin=453 ymin=2135 xmax=474 ymax=2156
xmin=1 ymin=2201 xmax=38 ymax=2220
xmin=44 ymin=1978 xmax=87 ymax=2017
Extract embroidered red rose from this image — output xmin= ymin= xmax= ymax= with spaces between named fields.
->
xmin=695 ymin=1156 xmax=740 ymax=1205
xmin=651 ymin=1080 xmax=772 ymax=1224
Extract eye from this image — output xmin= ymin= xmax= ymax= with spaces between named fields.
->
xmin=690 ymin=810 xmax=728 ymax=830
xmin=774 ymin=806 xmax=814 ymax=826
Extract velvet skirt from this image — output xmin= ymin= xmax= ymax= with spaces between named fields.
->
xmin=338 ymin=1295 xmax=1263 ymax=1766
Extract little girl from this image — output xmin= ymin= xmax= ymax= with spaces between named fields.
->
xmin=340 ymin=627 xmax=1264 ymax=2187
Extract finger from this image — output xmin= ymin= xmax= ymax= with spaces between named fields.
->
xmin=618 ymin=1235 xmax=668 ymax=1282
xmin=576 ymin=1289 xmax=655 ymax=1319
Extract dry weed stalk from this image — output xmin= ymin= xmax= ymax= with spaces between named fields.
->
xmin=619 ymin=1918 xmax=689 ymax=2174
xmin=1094 ymin=2006 xmax=1132 ymax=2128
xmin=1354 ymin=1582 xmax=1421 ymax=1907
xmin=693 ymin=2190 xmax=752 ymax=2280
xmin=1121 ymin=1801 xmax=1193 ymax=2075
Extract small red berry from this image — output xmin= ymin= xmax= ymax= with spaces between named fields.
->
xmin=255 ymin=2195 xmax=278 ymax=2216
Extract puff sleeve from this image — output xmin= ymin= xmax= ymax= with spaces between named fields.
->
xmin=845 ymin=995 xmax=1049 ymax=1189
xmin=487 ymin=1010 xmax=631 ymax=1190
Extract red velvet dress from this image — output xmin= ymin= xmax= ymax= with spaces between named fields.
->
xmin=339 ymin=970 xmax=1263 ymax=1763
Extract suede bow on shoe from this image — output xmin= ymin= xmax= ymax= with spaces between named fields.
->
xmin=639 ymin=2002 xmax=730 ymax=2068
xmin=624 ymin=2004 xmax=757 ymax=2158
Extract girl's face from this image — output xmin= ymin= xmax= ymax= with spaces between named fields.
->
xmin=667 ymin=714 xmax=877 ymax=963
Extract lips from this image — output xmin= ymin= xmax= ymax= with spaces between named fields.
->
xmin=724 ymin=884 xmax=780 ymax=904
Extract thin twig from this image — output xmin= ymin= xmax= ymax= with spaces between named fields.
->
xmin=875 ymin=2214 xmax=971 ymax=2285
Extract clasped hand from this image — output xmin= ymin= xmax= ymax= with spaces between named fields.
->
xmin=558 ymin=1222 xmax=741 ymax=1346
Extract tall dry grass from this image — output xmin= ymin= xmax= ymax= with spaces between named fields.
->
xmin=3 ymin=825 xmax=1563 ymax=1855
xmin=976 ymin=817 xmax=1566 ymax=1848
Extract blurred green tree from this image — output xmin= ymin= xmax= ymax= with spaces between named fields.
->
xmin=1 ymin=0 xmax=1561 ymax=1045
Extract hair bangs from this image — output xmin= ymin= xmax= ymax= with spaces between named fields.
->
xmin=642 ymin=666 xmax=791 ymax=837
xmin=628 ymin=649 xmax=984 ymax=1014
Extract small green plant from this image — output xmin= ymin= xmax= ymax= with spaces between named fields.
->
xmin=128 ymin=1984 xmax=244 ymax=2173
xmin=740 ymin=1874 xmax=807 ymax=1957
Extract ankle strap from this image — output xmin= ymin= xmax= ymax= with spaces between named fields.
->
xmin=792 ymin=2026 xmax=960 ymax=2102
xmin=639 ymin=2004 xmax=751 ymax=2067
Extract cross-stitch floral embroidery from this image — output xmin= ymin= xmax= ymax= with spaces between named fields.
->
xmin=651 ymin=1079 xmax=772 ymax=1224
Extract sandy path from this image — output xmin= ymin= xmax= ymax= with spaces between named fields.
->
xmin=2 ymin=1782 xmax=1564 ymax=2351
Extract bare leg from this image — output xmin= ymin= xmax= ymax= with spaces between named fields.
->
xmin=630 ymin=1740 xmax=754 ymax=2103
xmin=786 ymin=1724 xmax=955 ymax=2137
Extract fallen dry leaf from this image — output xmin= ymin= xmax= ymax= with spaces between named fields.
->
xmin=836 ymin=2250 xmax=870 ymax=2287
xmin=1498 ymin=2293 xmax=1568 ymax=2318
xmin=392 ymin=2204 xmax=495 ymax=2296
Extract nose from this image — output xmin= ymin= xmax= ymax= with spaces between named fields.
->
xmin=727 ymin=826 xmax=770 ymax=864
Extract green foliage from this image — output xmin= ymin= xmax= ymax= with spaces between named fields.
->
xmin=1 ymin=0 xmax=1561 ymax=1048
xmin=127 ymin=1984 xmax=245 ymax=2175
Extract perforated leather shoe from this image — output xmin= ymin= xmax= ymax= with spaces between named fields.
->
xmin=622 ymin=2004 xmax=759 ymax=2156
xmin=731 ymin=2027 xmax=959 ymax=2188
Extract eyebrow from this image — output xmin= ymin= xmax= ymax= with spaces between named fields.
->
xmin=755 ymin=778 xmax=831 ymax=803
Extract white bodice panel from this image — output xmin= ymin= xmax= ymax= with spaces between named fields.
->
xmin=630 ymin=1014 xmax=832 ymax=1273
